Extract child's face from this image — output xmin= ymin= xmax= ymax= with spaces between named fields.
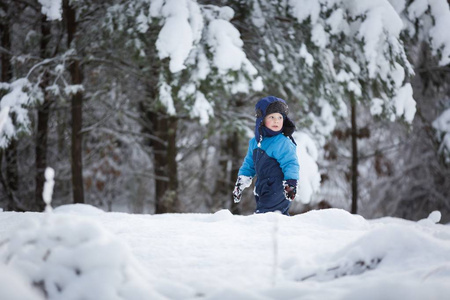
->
xmin=264 ymin=113 xmax=284 ymax=132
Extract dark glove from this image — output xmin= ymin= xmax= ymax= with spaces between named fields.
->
xmin=233 ymin=175 xmax=253 ymax=203
xmin=283 ymin=179 xmax=297 ymax=201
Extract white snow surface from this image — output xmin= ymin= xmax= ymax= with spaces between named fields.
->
xmin=1 ymin=205 xmax=450 ymax=300
xmin=0 ymin=264 xmax=43 ymax=300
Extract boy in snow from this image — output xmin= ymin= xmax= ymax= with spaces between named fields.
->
xmin=233 ymin=96 xmax=299 ymax=216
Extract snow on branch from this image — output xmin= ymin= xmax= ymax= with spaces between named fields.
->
xmin=155 ymin=0 xmax=202 ymax=73
xmin=38 ymin=0 xmax=62 ymax=21
xmin=106 ymin=1 xmax=262 ymax=124
xmin=282 ymin=0 xmax=418 ymax=131
xmin=0 ymin=79 xmax=38 ymax=149
xmin=0 ymin=106 xmax=10 ymax=136
xmin=391 ymin=0 xmax=450 ymax=66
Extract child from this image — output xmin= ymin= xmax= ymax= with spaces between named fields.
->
xmin=233 ymin=96 xmax=299 ymax=216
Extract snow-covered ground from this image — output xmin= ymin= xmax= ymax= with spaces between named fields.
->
xmin=1 ymin=204 xmax=449 ymax=300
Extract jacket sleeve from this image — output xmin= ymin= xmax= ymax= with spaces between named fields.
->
xmin=238 ymin=138 xmax=256 ymax=177
xmin=275 ymin=137 xmax=300 ymax=180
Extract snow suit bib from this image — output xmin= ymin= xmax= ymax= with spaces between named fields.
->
xmin=253 ymin=144 xmax=290 ymax=214
xmin=238 ymin=134 xmax=299 ymax=215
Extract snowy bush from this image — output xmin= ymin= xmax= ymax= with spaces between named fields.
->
xmin=292 ymin=132 xmax=321 ymax=204
xmin=0 ymin=210 xmax=162 ymax=300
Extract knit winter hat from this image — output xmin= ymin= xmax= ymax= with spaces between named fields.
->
xmin=254 ymin=96 xmax=296 ymax=144
xmin=265 ymin=101 xmax=289 ymax=117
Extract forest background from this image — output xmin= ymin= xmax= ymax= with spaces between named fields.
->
xmin=1 ymin=0 xmax=449 ymax=222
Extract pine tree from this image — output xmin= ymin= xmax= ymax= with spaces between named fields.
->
xmin=226 ymin=0 xmax=415 ymax=213
xmin=104 ymin=0 xmax=262 ymax=213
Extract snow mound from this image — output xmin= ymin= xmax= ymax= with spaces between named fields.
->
xmin=418 ymin=210 xmax=442 ymax=226
xmin=0 ymin=264 xmax=43 ymax=300
xmin=53 ymin=203 xmax=105 ymax=215
xmin=0 ymin=213 xmax=164 ymax=300
xmin=153 ymin=279 xmax=197 ymax=299
xmin=287 ymin=223 xmax=450 ymax=284
xmin=208 ymin=209 xmax=234 ymax=222
xmin=2 ymin=207 xmax=450 ymax=299
xmin=343 ymin=279 xmax=450 ymax=300
xmin=295 ymin=208 xmax=369 ymax=230
xmin=205 ymin=287 xmax=265 ymax=300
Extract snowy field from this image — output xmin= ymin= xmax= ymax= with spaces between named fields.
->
xmin=1 ymin=204 xmax=450 ymax=300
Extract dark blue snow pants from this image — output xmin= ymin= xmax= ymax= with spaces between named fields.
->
xmin=253 ymin=148 xmax=291 ymax=216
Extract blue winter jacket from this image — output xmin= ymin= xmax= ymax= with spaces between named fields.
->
xmin=238 ymin=96 xmax=299 ymax=215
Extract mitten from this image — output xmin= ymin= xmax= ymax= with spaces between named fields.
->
xmin=283 ymin=179 xmax=297 ymax=201
xmin=233 ymin=175 xmax=253 ymax=203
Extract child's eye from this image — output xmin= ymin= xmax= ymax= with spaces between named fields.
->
xmin=267 ymin=115 xmax=283 ymax=121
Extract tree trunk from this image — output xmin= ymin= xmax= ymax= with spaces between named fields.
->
xmin=0 ymin=7 xmax=22 ymax=211
xmin=229 ymin=132 xmax=241 ymax=214
xmin=166 ymin=116 xmax=178 ymax=212
xmin=350 ymin=96 xmax=359 ymax=214
xmin=146 ymin=110 xmax=179 ymax=214
xmin=215 ymin=132 xmax=241 ymax=214
xmin=4 ymin=140 xmax=19 ymax=210
xmin=70 ymin=63 xmax=84 ymax=204
xmin=214 ymin=97 xmax=245 ymax=214
xmin=34 ymin=15 xmax=52 ymax=211
xmin=0 ymin=149 xmax=25 ymax=211
xmin=0 ymin=11 xmax=12 ymax=82
xmin=35 ymin=96 xmax=50 ymax=210
xmin=64 ymin=0 xmax=84 ymax=204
